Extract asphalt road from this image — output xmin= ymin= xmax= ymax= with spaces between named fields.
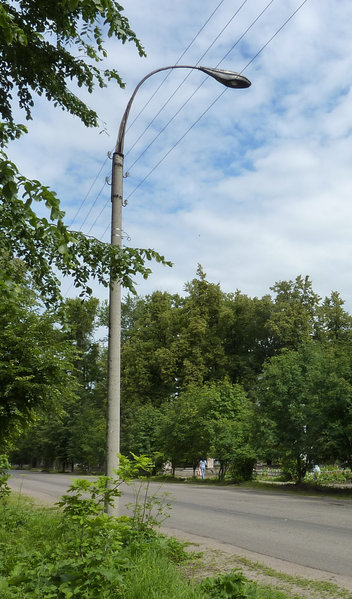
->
xmin=8 ymin=470 xmax=352 ymax=583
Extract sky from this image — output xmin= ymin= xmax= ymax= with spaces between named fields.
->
xmin=7 ymin=0 xmax=352 ymax=310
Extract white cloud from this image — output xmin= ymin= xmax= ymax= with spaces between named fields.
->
xmin=6 ymin=0 xmax=352 ymax=311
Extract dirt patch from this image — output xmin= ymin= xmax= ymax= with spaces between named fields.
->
xmin=161 ymin=527 xmax=352 ymax=598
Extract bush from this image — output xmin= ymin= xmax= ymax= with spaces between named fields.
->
xmin=305 ymin=466 xmax=352 ymax=485
xmin=199 ymin=570 xmax=288 ymax=598
xmin=229 ymin=449 xmax=256 ymax=483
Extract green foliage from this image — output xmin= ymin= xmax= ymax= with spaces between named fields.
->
xmin=198 ymin=569 xmax=287 ymax=599
xmin=305 ymin=466 xmax=352 ymax=485
xmin=316 ymin=291 xmax=352 ymax=342
xmin=0 ymin=0 xmax=173 ymax=308
xmin=8 ymin=296 xmax=109 ymax=471
xmin=0 ymin=0 xmax=145 ymax=126
xmin=126 ymin=479 xmax=171 ymax=532
xmin=221 ymin=291 xmax=275 ymax=388
xmin=199 ymin=570 xmax=289 ymax=599
xmin=207 ymin=382 xmax=256 ymax=480
xmin=200 ymin=569 xmax=249 ymax=598
xmin=121 ymin=547 xmax=202 ymax=599
xmin=266 ymin=275 xmax=321 ymax=351
xmin=256 ymin=341 xmax=352 ymax=480
xmin=0 ymin=455 xmax=203 ymax=598
xmin=8 ymin=271 xmax=352 ymax=480
xmin=0 ymin=455 xmax=171 ymax=597
xmin=158 ymin=381 xmax=256 ymax=478
xmin=120 ymin=290 xmax=184 ymax=407
xmin=0 ymin=455 xmax=11 ymax=503
xmin=121 ymin=403 xmax=163 ymax=460
xmin=118 ymin=453 xmax=172 ymax=532
xmin=158 ymin=385 xmax=213 ymax=470
xmin=180 ymin=266 xmax=228 ymax=386
xmin=0 ymin=157 xmax=172 ymax=304
xmin=0 ymin=276 xmax=78 ymax=451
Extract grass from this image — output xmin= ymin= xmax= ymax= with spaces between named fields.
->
xmin=121 ymin=547 xmax=202 ymax=599
xmin=1 ymin=494 xmax=351 ymax=599
xmin=0 ymin=495 xmax=201 ymax=598
xmin=236 ymin=556 xmax=352 ymax=599
xmin=181 ymin=547 xmax=352 ymax=599
xmin=151 ymin=473 xmax=352 ymax=496
xmin=243 ymin=480 xmax=352 ymax=500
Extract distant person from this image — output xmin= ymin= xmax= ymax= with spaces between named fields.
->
xmin=199 ymin=459 xmax=207 ymax=480
xmin=312 ymin=464 xmax=321 ymax=477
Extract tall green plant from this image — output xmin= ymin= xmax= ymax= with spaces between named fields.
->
xmin=0 ymin=455 xmax=10 ymax=503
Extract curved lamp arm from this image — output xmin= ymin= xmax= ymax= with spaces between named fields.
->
xmin=114 ymin=65 xmax=251 ymax=154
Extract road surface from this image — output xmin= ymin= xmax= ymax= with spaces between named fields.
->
xmin=8 ymin=470 xmax=352 ymax=589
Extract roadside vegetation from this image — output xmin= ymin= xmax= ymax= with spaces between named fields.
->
xmin=6 ymin=273 xmax=352 ymax=486
xmin=3 ymin=493 xmax=350 ymax=599
xmin=2 ymin=2 xmax=352 ymax=597
xmin=0 ymin=458 xmax=322 ymax=599
xmin=2 ymin=0 xmax=352 ymax=496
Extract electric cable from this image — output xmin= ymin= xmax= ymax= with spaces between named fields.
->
xmin=65 ymin=0 xmax=311 ymax=295
xmin=87 ymin=198 xmax=110 ymax=236
xmin=241 ymin=0 xmax=309 ymax=72
xmin=125 ymin=0 xmax=250 ymax=159
xmin=65 ymin=0 xmax=227 ymax=235
xmin=126 ymin=0 xmax=227 ymax=134
xmin=122 ymin=0 xmax=310 ymax=206
xmin=78 ymin=179 xmax=107 ymax=230
xmin=126 ymin=0 xmax=274 ymax=173
xmin=68 ymin=156 xmax=108 ymax=227
xmin=78 ymin=0 xmax=250 ymax=240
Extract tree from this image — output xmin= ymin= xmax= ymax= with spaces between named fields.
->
xmin=177 ymin=265 xmax=228 ymax=386
xmin=255 ymin=342 xmax=352 ymax=480
xmin=157 ymin=386 xmax=213 ymax=474
xmin=208 ymin=383 xmax=256 ymax=480
xmin=118 ymin=268 xmax=231 ymax=413
xmin=121 ymin=403 xmax=163 ymax=463
xmin=316 ymin=291 xmax=352 ymax=343
xmin=266 ymin=275 xmax=320 ymax=351
xmin=0 ymin=1 xmax=170 ymax=305
xmin=0 ymin=270 xmax=77 ymax=451
xmin=0 ymin=0 xmax=145 ymax=128
xmin=221 ymin=291 xmax=274 ymax=387
xmin=120 ymin=291 xmax=183 ymax=409
xmin=9 ymin=296 xmax=109 ymax=470
xmin=310 ymin=342 xmax=352 ymax=468
xmin=158 ymin=381 xmax=256 ymax=478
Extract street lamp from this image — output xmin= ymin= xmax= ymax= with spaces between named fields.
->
xmin=106 ymin=65 xmax=251 ymax=515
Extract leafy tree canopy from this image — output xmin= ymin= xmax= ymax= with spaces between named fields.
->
xmin=0 ymin=1 xmax=171 ymax=305
xmin=0 ymin=270 xmax=78 ymax=451
xmin=266 ymin=275 xmax=321 ymax=351
xmin=256 ymin=341 xmax=352 ymax=480
xmin=0 ymin=0 xmax=145 ymax=127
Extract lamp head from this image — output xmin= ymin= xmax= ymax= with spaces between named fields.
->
xmin=198 ymin=66 xmax=251 ymax=89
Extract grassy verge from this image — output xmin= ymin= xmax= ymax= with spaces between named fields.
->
xmin=243 ymin=480 xmax=352 ymax=499
xmin=0 ymin=494 xmax=199 ymax=598
xmin=2 ymin=494 xmax=343 ymax=598
xmin=181 ymin=546 xmax=352 ymax=599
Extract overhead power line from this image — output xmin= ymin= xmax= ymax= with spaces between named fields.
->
xmin=241 ymin=0 xmax=310 ymax=72
xmin=125 ymin=0 xmax=273 ymax=174
xmin=67 ymin=0 xmax=228 ymax=235
xmin=126 ymin=0 xmax=227 ymax=135
xmin=68 ymin=157 xmax=108 ymax=228
xmin=120 ymin=0 xmax=310 ymax=210
xmin=125 ymin=0 xmax=250 ymax=159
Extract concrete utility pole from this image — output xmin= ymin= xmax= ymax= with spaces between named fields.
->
xmin=106 ymin=65 xmax=251 ymax=516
